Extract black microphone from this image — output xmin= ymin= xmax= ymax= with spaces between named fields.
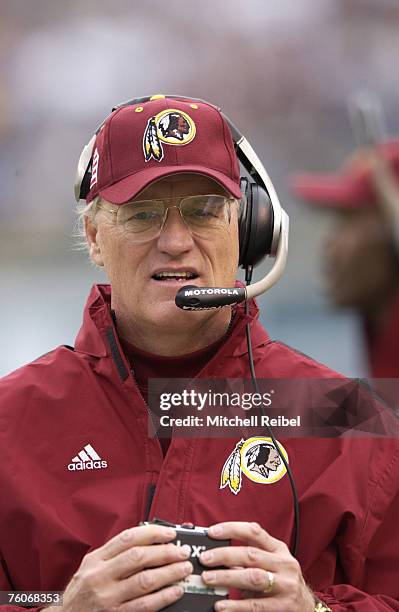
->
xmin=175 ymin=285 xmax=247 ymax=310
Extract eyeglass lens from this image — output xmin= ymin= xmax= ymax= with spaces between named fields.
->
xmin=116 ymin=195 xmax=233 ymax=241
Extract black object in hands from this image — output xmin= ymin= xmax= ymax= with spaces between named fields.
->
xmin=142 ymin=518 xmax=230 ymax=611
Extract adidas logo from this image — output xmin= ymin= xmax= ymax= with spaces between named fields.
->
xmin=67 ymin=444 xmax=108 ymax=471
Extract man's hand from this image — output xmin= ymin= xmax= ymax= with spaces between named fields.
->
xmin=48 ymin=524 xmax=193 ymax=611
xmin=200 ymin=521 xmax=315 ymax=611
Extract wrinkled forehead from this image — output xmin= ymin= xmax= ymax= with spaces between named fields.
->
xmin=133 ymin=172 xmax=231 ymax=200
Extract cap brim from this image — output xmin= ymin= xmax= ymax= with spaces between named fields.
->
xmin=99 ymin=165 xmax=242 ymax=204
xmin=290 ymin=173 xmax=366 ymax=210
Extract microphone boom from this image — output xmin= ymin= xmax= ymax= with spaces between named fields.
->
xmin=175 ymin=286 xmax=247 ymax=310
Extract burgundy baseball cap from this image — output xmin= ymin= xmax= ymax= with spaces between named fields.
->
xmin=290 ymin=140 xmax=399 ymax=210
xmin=86 ymin=95 xmax=242 ymax=204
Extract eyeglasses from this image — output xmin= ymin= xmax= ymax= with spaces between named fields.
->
xmin=97 ymin=194 xmax=238 ymax=243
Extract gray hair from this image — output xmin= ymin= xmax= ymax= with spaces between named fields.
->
xmin=72 ymin=196 xmax=101 ymax=252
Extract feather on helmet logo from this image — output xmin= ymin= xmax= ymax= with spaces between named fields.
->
xmin=143 ymin=109 xmax=196 ymax=162
xmin=220 ymin=437 xmax=288 ymax=495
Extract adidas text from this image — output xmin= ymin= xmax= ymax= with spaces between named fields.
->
xmin=68 ymin=460 xmax=108 ymax=471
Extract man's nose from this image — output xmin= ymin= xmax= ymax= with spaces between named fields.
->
xmin=156 ymin=206 xmax=195 ymax=255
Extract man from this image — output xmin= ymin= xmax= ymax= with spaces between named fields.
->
xmin=291 ymin=142 xmax=399 ymax=377
xmin=0 ymin=95 xmax=398 ymax=611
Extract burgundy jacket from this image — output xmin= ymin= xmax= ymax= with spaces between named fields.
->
xmin=0 ymin=284 xmax=398 ymax=611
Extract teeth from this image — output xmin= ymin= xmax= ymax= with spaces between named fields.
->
xmin=154 ymin=271 xmax=196 ymax=279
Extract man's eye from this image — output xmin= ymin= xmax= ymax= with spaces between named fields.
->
xmin=191 ymin=208 xmax=211 ymax=217
xmin=187 ymin=207 xmax=218 ymax=219
xmin=129 ymin=210 xmax=159 ymax=221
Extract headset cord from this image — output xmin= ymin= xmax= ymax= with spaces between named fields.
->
xmin=244 ymin=265 xmax=300 ymax=558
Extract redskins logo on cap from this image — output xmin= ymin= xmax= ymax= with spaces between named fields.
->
xmin=143 ymin=109 xmax=196 ymax=162
xmin=220 ymin=437 xmax=288 ymax=495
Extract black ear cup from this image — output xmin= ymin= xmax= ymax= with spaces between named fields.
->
xmin=238 ymin=177 xmax=274 ymax=268
xmin=238 ymin=177 xmax=251 ymax=267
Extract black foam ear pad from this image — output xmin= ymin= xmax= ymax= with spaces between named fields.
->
xmin=238 ymin=177 xmax=250 ymax=266
xmin=238 ymin=178 xmax=274 ymax=268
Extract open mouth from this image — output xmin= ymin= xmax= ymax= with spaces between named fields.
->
xmin=151 ymin=271 xmax=199 ymax=282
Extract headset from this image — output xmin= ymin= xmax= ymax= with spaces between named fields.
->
xmin=75 ymin=94 xmax=289 ymax=309
xmin=75 ymin=97 xmax=299 ymax=555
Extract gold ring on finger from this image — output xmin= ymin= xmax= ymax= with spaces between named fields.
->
xmin=263 ymin=570 xmax=275 ymax=594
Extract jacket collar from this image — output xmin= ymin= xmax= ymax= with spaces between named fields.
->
xmin=74 ymin=284 xmax=113 ymax=357
xmin=74 ymin=283 xmax=270 ymax=359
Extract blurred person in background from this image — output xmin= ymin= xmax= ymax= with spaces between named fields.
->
xmin=291 ymin=140 xmax=399 ymax=378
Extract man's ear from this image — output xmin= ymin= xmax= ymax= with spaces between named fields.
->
xmin=85 ymin=216 xmax=104 ymax=267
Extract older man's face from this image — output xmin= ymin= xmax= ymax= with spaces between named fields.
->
xmin=86 ymin=173 xmax=240 ymax=332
